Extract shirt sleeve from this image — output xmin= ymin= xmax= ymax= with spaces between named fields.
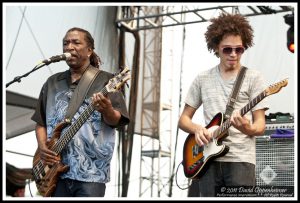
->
xmin=184 ymin=74 xmax=202 ymax=109
xmin=108 ymin=91 xmax=130 ymax=127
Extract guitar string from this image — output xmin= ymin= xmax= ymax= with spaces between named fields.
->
xmin=186 ymin=81 xmax=287 ymax=176
xmin=33 ymin=72 xmax=131 ymax=179
xmin=33 ymin=100 xmax=95 ymax=178
xmin=34 ymin=72 xmax=129 ymax=180
xmin=194 ymin=91 xmax=266 ymax=156
xmin=216 ymin=91 xmax=265 ymax=140
xmin=33 ymin=81 xmax=116 ymax=178
xmin=33 ymin=89 xmax=109 ymax=178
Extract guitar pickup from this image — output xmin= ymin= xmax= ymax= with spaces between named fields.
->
xmin=192 ymin=145 xmax=204 ymax=157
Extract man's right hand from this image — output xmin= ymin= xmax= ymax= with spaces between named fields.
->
xmin=38 ymin=141 xmax=61 ymax=166
xmin=194 ymin=126 xmax=212 ymax=146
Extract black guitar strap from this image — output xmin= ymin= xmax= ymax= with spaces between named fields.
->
xmin=224 ymin=66 xmax=247 ymax=119
xmin=64 ymin=65 xmax=100 ymax=122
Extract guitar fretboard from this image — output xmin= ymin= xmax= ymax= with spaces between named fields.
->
xmin=214 ymin=91 xmax=267 ymax=139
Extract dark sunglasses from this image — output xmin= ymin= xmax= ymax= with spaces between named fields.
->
xmin=222 ymin=46 xmax=245 ymax=55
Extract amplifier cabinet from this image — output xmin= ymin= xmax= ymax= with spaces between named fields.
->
xmin=255 ymin=136 xmax=294 ymax=186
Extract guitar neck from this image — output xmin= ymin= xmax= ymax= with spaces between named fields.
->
xmin=215 ymin=90 xmax=267 ymax=139
xmin=240 ymin=91 xmax=266 ymax=116
xmin=53 ymin=86 xmax=109 ymax=154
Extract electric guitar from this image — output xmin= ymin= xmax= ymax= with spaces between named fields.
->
xmin=32 ymin=67 xmax=131 ymax=197
xmin=182 ymin=78 xmax=288 ymax=179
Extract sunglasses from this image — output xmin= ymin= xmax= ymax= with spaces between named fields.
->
xmin=222 ymin=46 xmax=245 ymax=55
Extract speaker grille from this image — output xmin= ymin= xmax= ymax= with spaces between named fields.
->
xmin=256 ymin=137 xmax=294 ymax=186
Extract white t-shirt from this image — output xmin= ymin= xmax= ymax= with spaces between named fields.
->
xmin=185 ymin=65 xmax=269 ymax=165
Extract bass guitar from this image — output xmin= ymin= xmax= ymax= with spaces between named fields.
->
xmin=32 ymin=67 xmax=131 ymax=196
xmin=182 ymin=78 xmax=288 ymax=179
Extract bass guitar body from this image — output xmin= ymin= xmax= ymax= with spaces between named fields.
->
xmin=32 ymin=122 xmax=70 ymax=197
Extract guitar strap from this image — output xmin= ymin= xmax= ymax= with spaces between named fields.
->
xmin=64 ymin=65 xmax=100 ymax=122
xmin=224 ymin=66 xmax=247 ymax=119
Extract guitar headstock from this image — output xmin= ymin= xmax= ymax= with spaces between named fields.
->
xmin=265 ymin=78 xmax=288 ymax=96
xmin=106 ymin=67 xmax=131 ymax=93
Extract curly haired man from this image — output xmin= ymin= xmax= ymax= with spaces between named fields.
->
xmin=178 ymin=13 xmax=269 ymax=197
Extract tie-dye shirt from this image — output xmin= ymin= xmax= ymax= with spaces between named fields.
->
xmin=32 ymin=67 xmax=129 ymax=183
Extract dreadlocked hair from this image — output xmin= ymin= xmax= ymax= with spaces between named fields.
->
xmin=205 ymin=13 xmax=254 ymax=56
xmin=90 ymin=52 xmax=103 ymax=69
xmin=66 ymin=27 xmax=103 ymax=69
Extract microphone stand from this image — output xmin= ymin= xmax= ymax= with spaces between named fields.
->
xmin=6 ymin=62 xmax=47 ymax=88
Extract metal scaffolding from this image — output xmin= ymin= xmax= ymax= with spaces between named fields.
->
xmin=137 ymin=7 xmax=173 ymax=197
xmin=116 ymin=5 xmax=294 ymax=31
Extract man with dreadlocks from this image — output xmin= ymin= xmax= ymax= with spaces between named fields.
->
xmin=178 ymin=13 xmax=269 ymax=197
xmin=31 ymin=27 xmax=129 ymax=197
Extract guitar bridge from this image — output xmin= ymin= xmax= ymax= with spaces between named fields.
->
xmin=189 ymin=156 xmax=205 ymax=170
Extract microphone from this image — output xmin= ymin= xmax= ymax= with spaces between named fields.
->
xmin=42 ymin=53 xmax=71 ymax=65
